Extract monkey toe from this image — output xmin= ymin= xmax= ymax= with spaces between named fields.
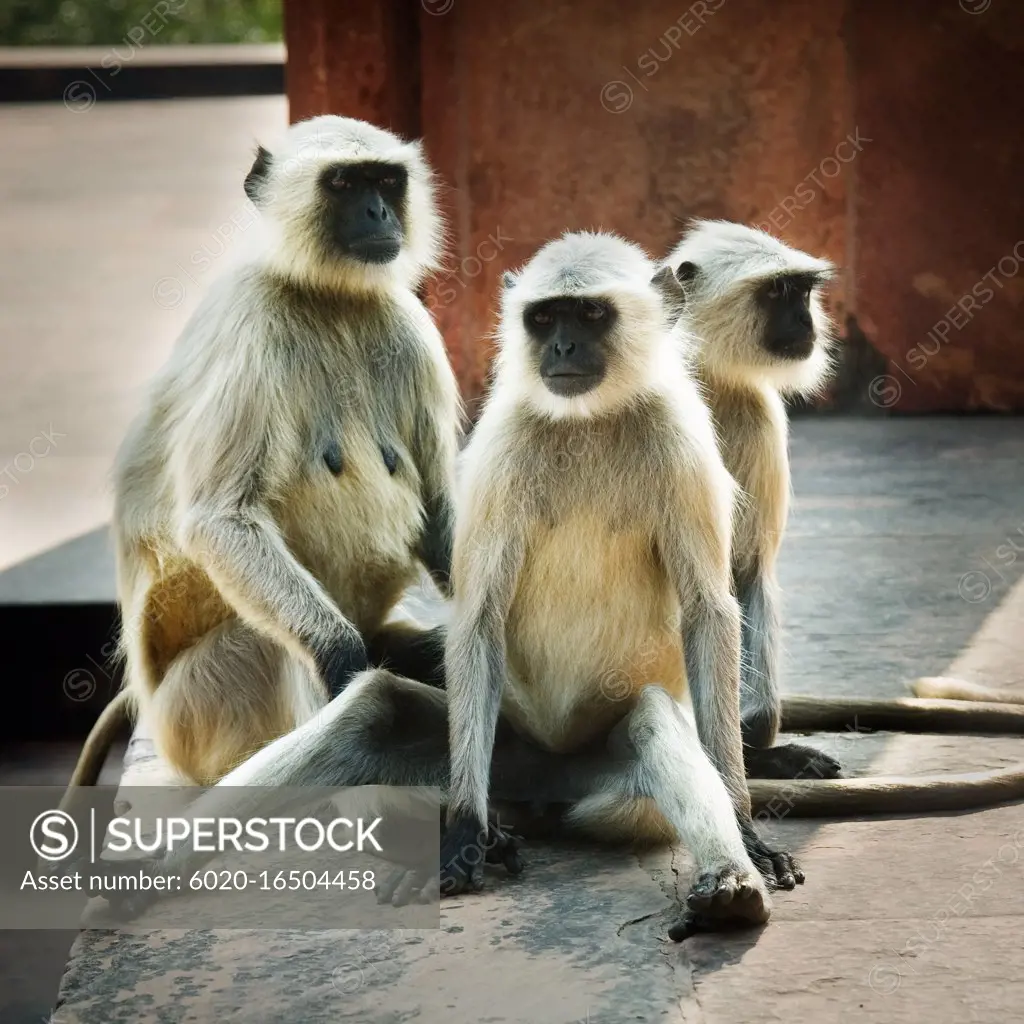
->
xmin=744 ymin=742 xmax=842 ymax=780
xmin=483 ymin=822 xmax=525 ymax=876
xmin=739 ymin=818 xmax=804 ymax=890
xmin=768 ymin=851 xmax=803 ymax=890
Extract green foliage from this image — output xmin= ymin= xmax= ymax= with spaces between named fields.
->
xmin=0 ymin=0 xmax=283 ymax=46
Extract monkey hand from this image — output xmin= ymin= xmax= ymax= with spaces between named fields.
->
xmin=439 ymin=812 xmax=525 ymax=898
xmin=738 ymin=817 xmax=804 ymax=890
xmin=743 ymin=742 xmax=842 ymax=781
xmin=316 ymin=628 xmax=369 ymax=699
xmin=75 ymin=856 xmax=166 ymax=921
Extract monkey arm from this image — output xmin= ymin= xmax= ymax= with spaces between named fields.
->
xmin=657 ymin=469 xmax=751 ymax=817
xmin=411 ymin=388 xmax=460 ymax=596
xmin=736 ymin=565 xmax=783 ymax=749
xmin=180 ymin=505 xmax=367 ymax=696
xmin=417 ymin=490 xmax=454 ymax=595
xmin=440 ymin=516 xmax=524 ymax=893
xmin=445 ymin=597 xmax=509 ymax=828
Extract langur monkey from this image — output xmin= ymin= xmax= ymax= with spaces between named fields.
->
xmin=89 ymin=231 xmax=797 ymax=939
xmin=663 ymin=220 xmax=1024 ymax=799
xmin=440 ymin=230 xmax=804 ymax=936
xmin=663 ymin=219 xmax=841 ymax=779
xmin=66 ymin=115 xmax=459 ymax=791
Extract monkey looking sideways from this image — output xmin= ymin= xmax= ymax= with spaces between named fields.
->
xmin=663 ymin=220 xmax=1024 ymax=804
xmin=66 ymin=115 xmax=459 ymax=791
xmin=662 ymin=219 xmax=842 ymax=780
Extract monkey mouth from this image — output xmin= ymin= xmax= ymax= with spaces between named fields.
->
xmin=346 ymin=236 xmax=403 ymax=264
xmin=767 ymin=337 xmax=816 ymax=361
xmin=543 ymin=372 xmax=602 ymax=397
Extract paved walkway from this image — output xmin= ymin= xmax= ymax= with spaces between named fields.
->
xmin=0 ymin=96 xmax=286 ymax=574
xmin=49 ymin=418 xmax=1024 ymax=1024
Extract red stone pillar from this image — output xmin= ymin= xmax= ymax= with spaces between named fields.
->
xmin=283 ymin=0 xmax=420 ymax=138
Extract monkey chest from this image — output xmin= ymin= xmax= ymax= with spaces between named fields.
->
xmin=502 ymin=515 xmax=686 ymax=750
xmin=278 ymin=416 xmax=423 ymax=624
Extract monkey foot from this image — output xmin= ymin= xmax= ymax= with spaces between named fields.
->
xmin=739 ymin=819 xmax=804 ymax=890
xmin=744 ymin=742 xmax=842 ymax=780
xmin=377 ymin=814 xmax=524 ymax=906
xmin=375 ymin=863 xmax=441 ymax=906
xmin=668 ymin=864 xmax=770 ymax=941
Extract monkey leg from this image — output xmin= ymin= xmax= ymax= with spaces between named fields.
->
xmin=95 ymin=669 xmax=540 ymax=919
xmin=366 ymin=621 xmax=446 ymax=688
xmin=734 ymin=571 xmax=843 ymax=780
xmin=147 ymin=619 xmax=323 ymax=785
xmin=737 ymin=570 xmax=781 ymax=749
xmin=565 ymin=686 xmax=773 ymax=939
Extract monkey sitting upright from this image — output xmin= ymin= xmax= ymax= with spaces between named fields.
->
xmin=440 ymin=230 xmax=807 ymax=935
xmin=664 ymin=220 xmax=842 ymax=780
xmin=82 ymin=230 xmax=1024 ymax=932
xmin=69 ymin=115 xmax=460 ymax=789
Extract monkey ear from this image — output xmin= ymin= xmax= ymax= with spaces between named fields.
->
xmin=674 ymin=261 xmax=699 ymax=285
xmin=244 ymin=145 xmax=273 ymax=204
xmin=650 ymin=265 xmax=686 ymax=315
xmin=502 ymin=271 xmax=518 ymax=289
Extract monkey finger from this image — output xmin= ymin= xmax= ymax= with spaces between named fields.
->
xmin=375 ymin=867 xmax=410 ymax=905
xmin=389 ymin=868 xmax=428 ymax=907
xmin=770 ymin=854 xmax=802 ymax=890
xmin=415 ymin=875 xmax=441 ymax=904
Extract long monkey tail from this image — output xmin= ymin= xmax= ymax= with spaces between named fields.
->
xmin=779 ymin=694 xmax=1024 ymax=735
xmin=58 ymin=689 xmax=134 ymax=812
xmin=911 ymin=676 xmax=1024 ymax=705
xmin=762 ymin=690 xmax=1024 ymax=816
xmin=750 ymin=764 xmax=1024 ymax=818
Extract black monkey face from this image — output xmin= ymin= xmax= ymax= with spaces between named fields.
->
xmin=524 ymin=297 xmax=616 ymax=397
xmin=756 ymin=272 xmax=821 ymax=360
xmin=319 ymin=161 xmax=407 ymax=264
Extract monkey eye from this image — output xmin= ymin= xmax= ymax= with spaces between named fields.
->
xmin=766 ymin=281 xmax=783 ymax=300
xmin=530 ymin=309 xmax=554 ymax=326
xmin=328 ymin=174 xmax=352 ymax=190
xmin=580 ymin=301 xmax=607 ymax=322
xmin=380 ymin=176 xmax=399 ymax=188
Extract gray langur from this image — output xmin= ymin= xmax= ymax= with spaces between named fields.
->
xmin=663 ymin=218 xmax=841 ymax=779
xmin=664 ymin=219 xmax=1024 ymax=801
xmin=65 ymin=114 xmax=459 ymax=791
xmin=440 ymin=230 xmax=803 ymax=937
xmin=89 ymin=231 xmax=799 ymax=940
